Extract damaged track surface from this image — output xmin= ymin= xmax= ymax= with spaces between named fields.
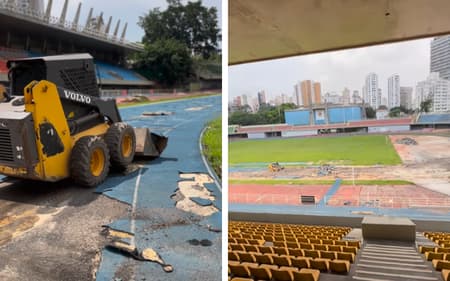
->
xmin=0 ymin=179 xmax=129 ymax=281
xmin=96 ymin=95 xmax=222 ymax=281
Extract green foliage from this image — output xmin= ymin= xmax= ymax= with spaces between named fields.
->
xmin=420 ymin=99 xmax=432 ymax=113
xmin=202 ymin=117 xmax=222 ymax=178
xmin=134 ymin=39 xmax=193 ymax=86
xmin=229 ymin=103 xmax=297 ymax=125
xmin=365 ymin=106 xmax=376 ymax=119
xmin=229 ymin=179 xmax=414 ymax=186
xmin=389 ymin=106 xmax=412 ymax=117
xmin=229 ymin=135 xmax=402 ymax=165
xmin=139 ymin=0 xmax=220 ymax=59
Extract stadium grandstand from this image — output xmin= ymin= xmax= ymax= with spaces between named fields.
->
xmin=229 ymin=105 xmax=450 ymax=139
xmin=229 ymin=2 xmax=450 ymax=281
xmin=0 ymin=0 xmax=153 ymax=97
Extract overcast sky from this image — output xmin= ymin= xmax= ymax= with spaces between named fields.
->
xmin=43 ymin=0 xmax=221 ymax=43
xmin=229 ymin=38 xmax=433 ymax=101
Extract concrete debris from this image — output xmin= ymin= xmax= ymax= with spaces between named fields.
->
xmin=141 ymin=111 xmax=174 ymax=116
xmin=317 ymin=164 xmax=335 ymax=176
xmin=396 ymin=137 xmax=418 ymax=145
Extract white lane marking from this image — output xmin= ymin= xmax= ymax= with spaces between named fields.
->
xmin=355 ymin=270 xmax=437 ymax=280
xmin=358 ymin=263 xmax=432 ymax=273
xmin=199 ymin=126 xmax=221 ymax=192
xmin=130 ymin=168 xmax=142 ymax=246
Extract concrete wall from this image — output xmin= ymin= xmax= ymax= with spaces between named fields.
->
xmin=368 ymin=125 xmax=410 ymax=133
xmin=247 ymin=132 xmax=266 ymax=139
xmin=281 ymin=130 xmax=318 ymax=137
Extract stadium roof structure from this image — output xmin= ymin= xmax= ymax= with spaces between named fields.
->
xmin=229 ymin=0 xmax=450 ymax=64
xmin=0 ymin=2 xmax=141 ymax=54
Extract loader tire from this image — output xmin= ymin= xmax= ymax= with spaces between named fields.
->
xmin=70 ymin=136 xmax=110 ymax=187
xmin=105 ymin=122 xmax=136 ymax=170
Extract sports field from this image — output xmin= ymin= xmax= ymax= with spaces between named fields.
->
xmin=229 ymin=135 xmax=402 ymax=165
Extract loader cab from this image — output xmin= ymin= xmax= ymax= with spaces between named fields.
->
xmin=7 ymin=53 xmax=100 ymax=98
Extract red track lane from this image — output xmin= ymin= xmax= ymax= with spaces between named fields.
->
xmin=328 ymin=185 xmax=450 ymax=208
xmin=229 ymin=184 xmax=330 ymax=205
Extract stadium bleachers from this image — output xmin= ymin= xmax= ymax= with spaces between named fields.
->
xmin=419 ymin=232 xmax=450 ymax=280
xmin=417 ymin=113 xmax=450 ymax=124
xmin=228 ymin=221 xmax=359 ymax=280
xmin=95 ymin=61 xmax=144 ymax=82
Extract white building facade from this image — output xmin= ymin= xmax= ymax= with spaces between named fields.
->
xmin=365 ymin=73 xmax=380 ymax=109
xmin=388 ymin=74 xmax=400 ymax=109
xmin=415 ymin=73 xmax=450 ymax=112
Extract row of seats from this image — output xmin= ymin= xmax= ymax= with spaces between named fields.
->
xmin=230 ymin=249 xmax=355 ymax=264
xmin=230 ymin=233 xmax=344 ymax=241
xmin=229 ymin=244 xmax=358 ymax=259
xmin=229 ymin=267 xmax=320 ymax=281
xmin=229 ymin=221 xmax=358 ymax=280
xmin=424 ymin=231 xmax=450 ymax=247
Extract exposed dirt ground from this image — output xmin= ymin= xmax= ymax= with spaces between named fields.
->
xmin=0 ymin=179 xmax=129 ymax=281
xmin=230 ymin=134 xmax=450 ymax=195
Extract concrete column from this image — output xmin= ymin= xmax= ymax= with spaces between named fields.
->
xmin=84 ymin=8 xmax=93 ymax=30
xmin=120 ymin=22 xmax=128 ymax=41
xmin=44 ymin=0 xmax=53 ymax=22
xmin=113 ymin=20 xmax=121 ymax=37
xmin=105 ymin=16 xmax=112 ymax=34
xmin=96 ymin=12 xmax=104 ymax=31
xmin=59 ymin=0 xmax=69 ymax=26
xmin=72 ymin=2 xmax=82 ymax=30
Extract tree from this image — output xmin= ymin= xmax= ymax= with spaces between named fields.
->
xmin=365 ymin=106 xmax=376 ymax=119
xmin=420 ymin=99 xmax=432 ymax=113
xmin=139 ymin=0 xmax=220 ymax=59
xmin=134 ymin=39 xmax=193 ymax=86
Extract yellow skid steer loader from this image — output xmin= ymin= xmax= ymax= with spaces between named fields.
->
xmin=0 ymin=54 xmax=167 ymax=187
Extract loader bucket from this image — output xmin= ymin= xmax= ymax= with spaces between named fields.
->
xmin=134 ymin=128 xmax=168 ymax=157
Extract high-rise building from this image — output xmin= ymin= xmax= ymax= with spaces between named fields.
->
xmin=415 ymin=72 xmax=450 ymax=112
xmin=313 ymin=82 xmax=322 ymax=104
xmin=242 ymin=94 xmax=248 ymax=106
xmin=365 ymin=73 xmax=380 ymax=109
xmin=257 ymin=90 xmax=266 ymax=106
xmin=400 ymin=87 xmax=413 ymax=109
xmin=378 ymin=89 xmax=384 ymax=108
xmin=352 ymin=90 xmax=361 ymax=104
xmin=388 ymin=74 xmax=400 ymax=109
xmin=342 ymin=88 xmax=350 ymax=104
xmin=294 ymin=80 xmax=322 ymax=107
xmin=294 ymin=84 xmax=301 ymax=106
xmin=300 ymin=80 xmax=313 ymax=106
xmin=430 ymin=35 xmax=450 ymax=80
xmin=233 ymin=96 xmax=242 ymax=107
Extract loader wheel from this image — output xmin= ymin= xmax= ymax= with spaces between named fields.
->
xmin=70 ymin=136 xmax=110 ymax=187
xmin=105 ymin=122 xmax=136 ymax=170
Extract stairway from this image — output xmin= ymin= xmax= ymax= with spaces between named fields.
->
xmin=352 ymin=241 xmax=439 ymax=281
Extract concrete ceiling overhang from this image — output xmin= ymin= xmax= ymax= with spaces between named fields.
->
xmin=229 ymin=0 xmax=450 ymax=65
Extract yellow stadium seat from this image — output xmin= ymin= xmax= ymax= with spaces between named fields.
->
xmin=320 ymin=250 xmax=337 ymax=260
xmin=292 ymin=268 xmax=320 ymax=281
xmin=337 ymin=252 xmax=355 ymax=263
xmin=433 ymin=259 xmax=450 ymax=271
xmin=270 ymin=267 xmax=295 ymax=281
xmin=291 ymin=256 xmax=311 ymax=269
xmin=310 ymin=258 xmax=329 ymax=272
xmin=329 ymin=259 xmax=350 ymax=274
xmin=249 ymin=266 xmax=272 ymax=280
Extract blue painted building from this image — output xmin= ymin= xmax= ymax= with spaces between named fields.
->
xmin=285 ymin=105 xmax=365 ymax=126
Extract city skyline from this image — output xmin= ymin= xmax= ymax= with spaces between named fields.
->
xmin=229 ymin=38 xmax=432 ymax=103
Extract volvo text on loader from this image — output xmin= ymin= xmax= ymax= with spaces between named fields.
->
xmin=0 ymin=53 xmax=167 ymax=187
